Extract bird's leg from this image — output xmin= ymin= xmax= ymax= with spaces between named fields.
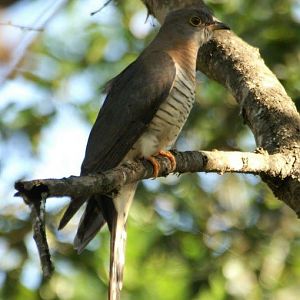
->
xmin=158 ymin=150 xmax=176 ymax=172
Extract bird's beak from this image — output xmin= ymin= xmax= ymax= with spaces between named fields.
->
xmin=209 ymin=21 xmax=230 ymax=31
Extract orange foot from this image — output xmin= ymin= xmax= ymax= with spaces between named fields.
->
xmin=158 ymin=150 xmax=176 ymax=172
xmin=146 ymin=150 xmax=176 ymax=178
xmin=146 ymin=156 xmax=160 ymax=177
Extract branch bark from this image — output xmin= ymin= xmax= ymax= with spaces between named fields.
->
xmin=15 ymin=150 xmax=298 ymax=215
xmin=30 ymin=192 xmax=54 ymax=278
xmin=141 ymin=0 xmax=300 ymax=215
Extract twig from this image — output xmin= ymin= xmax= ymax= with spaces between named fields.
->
xmin=0 ymin=21 xmax=43 ymax=32
xmin=21 ymin=187 xmax=54 ymax=277
xmin=0 ymin=0 xmax=68 ymax=86
xmin=91 ymin=0 xmax=113 ymax=16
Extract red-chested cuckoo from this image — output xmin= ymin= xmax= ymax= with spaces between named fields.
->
xmin=59 ymin=7 xmax=229 ymax=300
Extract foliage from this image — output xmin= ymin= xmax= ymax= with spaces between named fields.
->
xmin=0 ymin=0 xmax=300 ymax=299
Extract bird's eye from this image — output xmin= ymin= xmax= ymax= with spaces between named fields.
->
xmin=189 ymin=16 xmax=201 ymax=27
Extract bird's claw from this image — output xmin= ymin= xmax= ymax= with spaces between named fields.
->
xmin=146 ymin=150 xmax=176 ymax=178
xmin=158 ymin=150 xmax=176 ymax=172
xmin=146 ymin=156 xmax=160 ymax=177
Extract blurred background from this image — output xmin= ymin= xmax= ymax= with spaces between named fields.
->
xmin=0 ymin=0 xmax=300 ymax=299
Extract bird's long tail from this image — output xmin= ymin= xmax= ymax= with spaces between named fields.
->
xmin=108 ymin=183 xmax=136 ymax=300
xmin=109 ymin=214 xmax=127 ymax=300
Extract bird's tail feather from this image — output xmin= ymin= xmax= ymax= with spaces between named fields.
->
xmin=108 ymin=183 xmax=137 ymax=300
xmin=58 ymin=196 xmax=87 ymax=230
xmin=109 ymin=214 xmax=127 ymax=300
xmin=73 ymin=197 xmax=106 ymax=253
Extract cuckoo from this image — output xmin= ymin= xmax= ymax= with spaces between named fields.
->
xmin=59 ymin=7 xmax=229 ymax=300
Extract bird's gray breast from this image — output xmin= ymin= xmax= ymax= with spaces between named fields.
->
xmin=131 ymin=65 xmax=195 ymax=159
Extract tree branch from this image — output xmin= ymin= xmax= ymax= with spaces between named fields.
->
xmin=30 ymin=192 xmax=54 ymax=278
xmin=141 ymin=0 xmax=300 ymax=215
xmin=15 ymin=150 xmax=299 ymax=216
xmin=21 ymin=149 xmax=294 ymax=276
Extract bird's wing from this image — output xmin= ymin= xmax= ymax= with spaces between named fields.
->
xmin=81 ymin=50 xmax=176 ymax=175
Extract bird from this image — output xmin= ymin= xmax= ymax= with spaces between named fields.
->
xmin=59 ymin=7 xmax=229 ymax=300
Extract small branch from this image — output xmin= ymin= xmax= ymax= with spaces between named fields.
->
xmin=0 ymin=0 xmax=68 ymax=86
xmin=15 ymin=150 xmax=297 ymax=208
xmin=0 ymin=21 xmax=43 ymax=31
xmin=29 ymin=192 xmax=54 ymax=278
xmin=90 ymin=0 xmax=113 ymax=16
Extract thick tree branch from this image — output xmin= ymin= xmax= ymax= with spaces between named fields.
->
xmin=141 ymin=0 xmax=300 ymax=215
xmin=15 ymin=150 xmax=298 ymax=215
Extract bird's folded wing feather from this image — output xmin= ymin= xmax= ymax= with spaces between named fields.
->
xmin=81 ymin=50 xmax=176 ymax=175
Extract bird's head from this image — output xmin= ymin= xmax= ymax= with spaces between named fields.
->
xmin=162 ymin=8 xmax=230 ymax=47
